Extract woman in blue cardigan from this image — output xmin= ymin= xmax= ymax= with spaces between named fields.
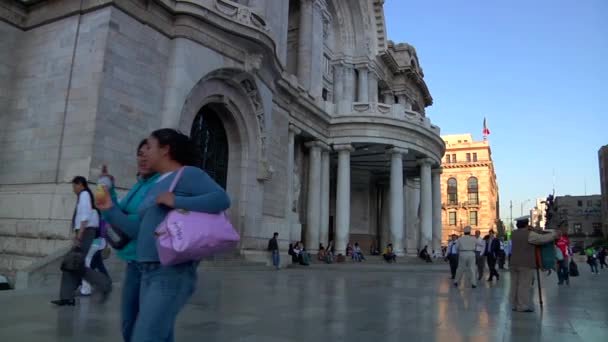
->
xmin=98 ymin=129 xmax=230 ymax=342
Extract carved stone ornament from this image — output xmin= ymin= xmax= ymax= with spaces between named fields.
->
xmin=245 ymin=53 xmax=263 ymax=72
xmin=239 ymin=78 xmax=267 ymax=157
xmin=257 ymin=158 xmax=275 ymax=181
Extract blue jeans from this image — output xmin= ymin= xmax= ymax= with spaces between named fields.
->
xmin=131 ymin=262 xmax=197 ymax=342
xmin=557 ymin=258 xmax=569 ymax=284
xmin=271 ymin=250 xmax=280 ymax=269
xmin=122 ymin=262 xmax=141 ymax=342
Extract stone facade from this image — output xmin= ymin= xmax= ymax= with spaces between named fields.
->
xmin=549 ymin=195 xmax=602 ymax=248
xmin=0 ymin=0 xmax=445 ymax=281
xmin=598 ymin=145 xmax=608 ymax=237
xmin=440 ymin=134 xmax=499 ymax=244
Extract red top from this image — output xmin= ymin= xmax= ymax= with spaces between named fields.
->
xmin=556 ymin=236 xmax=570 ymax=257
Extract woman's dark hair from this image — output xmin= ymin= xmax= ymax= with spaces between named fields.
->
xmin=72 ymin=176 xmax=100 ymax=215
xmin=137 ymin=139 xmax=148 ymax=154
xmin=150 ymin=128 xmax=196 ymax=166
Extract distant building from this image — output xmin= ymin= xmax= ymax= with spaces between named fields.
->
xmin=598 ymin=145 xmax=608 ymax=237
xmin=548 ymin=195 xmax=603 ymax=248
xmin=440 ymin=134 xmax=499 ymax=242
xmin=530 ymin=198 xmax=547 ymax=229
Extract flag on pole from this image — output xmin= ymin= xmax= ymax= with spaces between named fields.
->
xmin=483 ymin=117 xmax=490 ymax=135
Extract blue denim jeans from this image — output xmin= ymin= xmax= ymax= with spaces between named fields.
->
xmin=122 ymin=262 xmax=141 ymax=342
xmin=130 ymin=262 xmax=197 ymax=342
xmin=271 ymin=250 xmax=280 ymax=269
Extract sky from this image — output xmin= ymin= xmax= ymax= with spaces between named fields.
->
xmin=384 ymin=0 xmax=608 ymax=221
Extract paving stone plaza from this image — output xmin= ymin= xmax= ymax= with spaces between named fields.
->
xmin=1 ymin=261 xmax=607 ymax=342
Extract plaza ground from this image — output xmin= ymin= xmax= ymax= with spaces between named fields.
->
xmin=0 ymin=259 xmax=607 ymax=342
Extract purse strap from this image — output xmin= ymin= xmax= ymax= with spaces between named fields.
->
xmin=168 ymin=167 xmax=186 ymax=193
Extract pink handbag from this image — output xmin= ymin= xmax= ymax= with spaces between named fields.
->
xmin=155 ymin=167 xmax=239 ymax=266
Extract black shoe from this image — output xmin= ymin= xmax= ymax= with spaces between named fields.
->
xmin=472 ymin=285 xmax=477 ymax=288
xmin=51 ymin=299 xmax=75 ymax=306
xmin=453 ymin=282 xmax=458 ymax=287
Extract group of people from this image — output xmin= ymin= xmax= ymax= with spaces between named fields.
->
xmin=446 ymin=218 xmax=557 ymax=313
xmin=52 ymin=129 xmax=231 ymax=342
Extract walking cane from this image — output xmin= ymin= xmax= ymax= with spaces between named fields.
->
xmin=535 ymin=246 xmax=543 ymax=308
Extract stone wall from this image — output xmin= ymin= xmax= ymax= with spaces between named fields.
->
xmin=93 ymin=8 xmax=170 ymax=186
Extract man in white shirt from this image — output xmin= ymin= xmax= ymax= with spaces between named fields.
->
xmin=474 ymin=230 xmax=486 ymax=281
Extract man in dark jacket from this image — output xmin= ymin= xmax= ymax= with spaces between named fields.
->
xmin=486 ymin=230 xmax=501 ymax=281
xmin=510 ymin=217 xmax=555 ymax=312
xmin=268 ymin=232 xmax=280 ymax=270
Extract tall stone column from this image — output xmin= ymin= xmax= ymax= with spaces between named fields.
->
xmin=343 ymin=67 xmax=355 ymax=103
xmin=309 ymin=0 xmax=325 ymax=98
xmin=419 ymin=159 xmax=433 ymax=250
xmin=357 ymin=67 xmax=369 ymax=103
xmin=389 ymin=148 xmax=407 ymax=256
xmin=380 ymin=183 xmax=390 ymax=249
xmin=286 ymin=125 xmax=301 ymax=241
xmin=297 ymin=0 xmax=313 ymax=90
xmin=333 ymin=64 xmax=343 ymax=104
xmin=320 ymin=150 xmax=330 ymax=248
xmin=383 ymin=91 xmax=394 ymax=105
xmin=335 ymin=144 xmax=353 ymax=255
xmin=405 ymin=177 xmax=421 ymax=255
xmin=305 ymin=141 xmax=324 ymax=253
xmin=432 ymin=168 xmax=443 ymax=254
xmin=368 ymin=71 xmax=378 ymax=103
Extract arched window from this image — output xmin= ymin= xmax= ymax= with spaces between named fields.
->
xmin=191 ymin=105 xmax=229 ymax=189
xmin=447 ymin=178 xmax=458 ymax=205
xmin=468 ymin=177 xmax=479 ymax=205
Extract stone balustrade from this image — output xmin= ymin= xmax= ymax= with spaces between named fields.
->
xmin=345 ymin=102 xmax=440 ymax=135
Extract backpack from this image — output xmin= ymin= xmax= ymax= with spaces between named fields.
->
xmin=569 ymin=259 xmax=580 ymax=277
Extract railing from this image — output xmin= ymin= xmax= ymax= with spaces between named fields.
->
xmin=342 ymin=102 xmax=439 ymax=134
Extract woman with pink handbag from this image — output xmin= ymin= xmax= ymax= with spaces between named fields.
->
xmin=97 ymin=129 xmax=231 ymax=342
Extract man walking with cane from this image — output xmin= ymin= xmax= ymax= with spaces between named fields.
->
xmin=510 ymin=217 xmax=555 ymax=312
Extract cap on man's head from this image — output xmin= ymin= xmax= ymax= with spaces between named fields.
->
xmin=515 ymin=216 xmax=530 ymax=229
xmin=463 ymin=226 xmax=472 ymax=234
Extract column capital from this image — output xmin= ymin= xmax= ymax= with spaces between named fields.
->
xmin=333 ymin=143 xmax=355 ymax=152
xmin=432 ymin=167 xmax=443 ymax=175
xmin=387 ymin=147 xmax=408 ymax=157
xmin=305 ymin=140 xmax=330 ymax=151
xmin=288 ymin=124 xmax=302 ymax=135
xmin=417 ymin=158 xmax=434 ymax=166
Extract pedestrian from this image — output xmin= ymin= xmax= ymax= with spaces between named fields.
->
xmin=51 ymin=176 xmax=112 ymax=306
xmin=419 ymin=245 xmax=433 ymax=263
xmin=486 ymin=230 xmax=501 ymax=281
xmin=445 ymin=234 xmax=459 ymax=279
xmin=268 ymin=232 xmax=280 ymax=270
xmin=98 ymin=128 xmax=231 ymax=341
xmin=352 ymin=242 xmax=365 ymax=262
xmin=383 ymin=243 xmax=397 ymax=263
xmin=454 ymin=226 xmax=478 ymax=288
xmin=598 ymin=247 xmax=607 ymax=269
xmin=100 ymin=140 xmax=160 ymax=342
xmin=585 ymin=246 xmax=599 ymax=274
xmin=474 ymin=230 xmax=486 ymax=281
xmin=506 ymin=238 xmax=513 ymax=268
xmin=555 ymin=230 xmax=570 ymax=286
xmin=498 ymin=236 xmax=507 ymax=269
xmin=510 ymin=217 xmax=555 ymax=313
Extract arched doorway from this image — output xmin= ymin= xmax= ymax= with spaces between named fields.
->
xmin=190 ymin=103 xmax=229 ymax=189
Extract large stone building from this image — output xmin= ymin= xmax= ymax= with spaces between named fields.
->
xmin=598 ymin=145 xmax=608 ymax=237
xmin=546 ymin=195 xmax=602 ymax=248
xmin=440 ymin=134 xmax=499 ymax=243
xmin=0 ymin=0 xmax=445 ymax=281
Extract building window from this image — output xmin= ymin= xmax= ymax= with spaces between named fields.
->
xmin=458 ymin=140 xmax=462 ymax=143
xmin=573 ymin=223 xmax=583 ymax=235
xmin=468 ymin=177 xmax=479 ymax=205
xmin=587 ymin=200 xmax=592 ymax=207
xmin=469 ymin=211 xmax=478 ymax=226
xmin=464 ymin=140 xmax=468 ymax=142
xmin=322 ymin=88 xmax=329 ymax=101
xmin=593 ymin=223 xmax=602 ymax=236
xmin=466 ymin=153 xmax=471 ymax=162
xmin=446 ymin=155 xmax=451 ymax=164
xmin=323 ymin=54 xmax=332 ymax=76
xmin=448 ymin=178 xmax=458 ymax=205
xmin=473 ymin=153 xmax=478 ymax=162
xmin=577 ymin=200 xmax=583 ymax=207
xmin=449 ymin=212 xmax=457 ymax=226
xmin=452 ymin=154 xmax=457 ymax=162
